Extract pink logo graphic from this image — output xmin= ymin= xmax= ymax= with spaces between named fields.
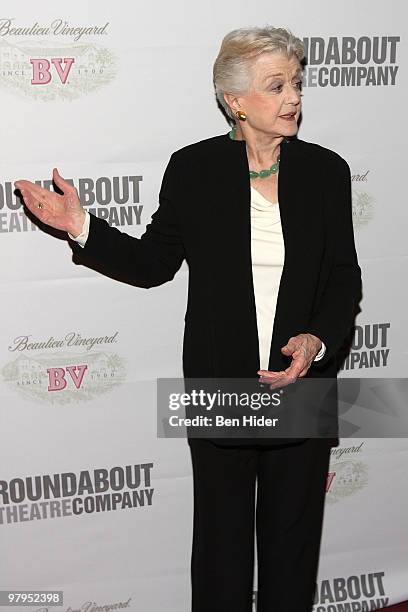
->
xmin=47 ymin=365 xmax=88 ymax=392
xmin=326 ymin=471 xmax=336 ymax=492
xmin=30 ymin=58 xmax=75 ymax=85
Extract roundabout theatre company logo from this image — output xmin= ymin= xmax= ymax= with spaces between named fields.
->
xmin=302 ymin=36 xmax=400 ymax=87
xmin=253 ymin=570 xmax=389 ymax=611
xmin=1 ymin=331 xmax=126 ymax=404
xmin=0 ymin=463 xmax=154 ymax=526
xmin=313 ymin=571 xmax=389 ymax=611
xmin=0 ymin=173 xmax=144 ymax=234
xmin=340 ymin=322 xmax=390 ymax=372
xmin=0 ymin=18 xmax=117 ymax=100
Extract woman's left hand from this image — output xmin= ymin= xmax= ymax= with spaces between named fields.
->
xmin=257 ymin=333 xmax=322 ymax=389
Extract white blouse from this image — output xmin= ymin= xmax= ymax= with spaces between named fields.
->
xmin=250 ymin=187 xmax=285 ymax=370
xmin=250 ymin=186 xmax=325 ymax=369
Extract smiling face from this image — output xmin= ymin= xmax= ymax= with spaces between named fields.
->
xmin=225 ymin=53 xmax=303 ymax=139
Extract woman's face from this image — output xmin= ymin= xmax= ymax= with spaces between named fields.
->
xmin=230 ymin=53 xmax=303 ymax=139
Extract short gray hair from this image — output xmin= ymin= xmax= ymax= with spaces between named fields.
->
xmin=213 ymin=26 xmax=305 ymax=120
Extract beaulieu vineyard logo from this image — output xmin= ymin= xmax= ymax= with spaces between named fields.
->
xmin=326 ymin=442 xmax=369 ymax=504
xmin=1 ymin=331 xmax=126 ymax=403
xmin=0 ymin=18 xmax=117 ymax=100
xmin=32 ymin=599 xmax=132 ymax=612
xmin=351 ymin=168 xmax=375 ymax=229
xmin=32 ymin=598 xmax=133 ymax=612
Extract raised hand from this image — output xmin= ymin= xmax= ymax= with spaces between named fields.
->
xmin=15 ymin=168 xmax=85 ymax=237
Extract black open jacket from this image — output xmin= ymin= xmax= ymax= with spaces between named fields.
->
xmin=71 ymin=132 xmax=362 ymax=446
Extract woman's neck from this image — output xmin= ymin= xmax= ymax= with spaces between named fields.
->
xmin=234 ymin=123 xmax=283 ymax=167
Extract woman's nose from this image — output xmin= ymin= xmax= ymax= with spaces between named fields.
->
xmin=285 ymin=85 xmax=302 ymax=105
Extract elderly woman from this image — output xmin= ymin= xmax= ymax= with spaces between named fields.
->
xmin=16 ymin=26 xmax=361 ymax=612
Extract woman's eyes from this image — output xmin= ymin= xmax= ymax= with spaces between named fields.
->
xmin=269 ymin=80 xmax=302 ymax=92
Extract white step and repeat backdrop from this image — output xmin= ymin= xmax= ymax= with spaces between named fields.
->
xmin=1 ymin=1 xmax=407 ymax=610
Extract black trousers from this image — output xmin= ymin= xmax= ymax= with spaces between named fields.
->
xmin=188 ymin=437 xmax=332 ymax=612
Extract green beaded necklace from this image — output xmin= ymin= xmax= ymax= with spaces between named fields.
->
xmin=229 ymin=126 xmax=280 ymax=179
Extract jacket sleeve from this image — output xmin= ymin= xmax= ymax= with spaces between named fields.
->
xmin=70 ymin=153 xmax=186 ymax=287
xmin=307 ymin=154 xmax=362 ymax=366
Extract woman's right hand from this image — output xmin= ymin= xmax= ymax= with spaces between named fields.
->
xmin=15 ymin=168 xmax=86 ymax=237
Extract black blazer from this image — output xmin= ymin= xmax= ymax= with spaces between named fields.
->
xmin=71 ymin=132 xmax=362 ymax=445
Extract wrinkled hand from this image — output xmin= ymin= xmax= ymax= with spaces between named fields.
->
xmin=14 ymin=168 xmax=85 ymax=237
xmin=258 ymin=333 xmax=322 ymax=389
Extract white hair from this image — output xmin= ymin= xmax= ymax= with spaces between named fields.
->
xmin=213 ymin=26 xmax=305 ymax=120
